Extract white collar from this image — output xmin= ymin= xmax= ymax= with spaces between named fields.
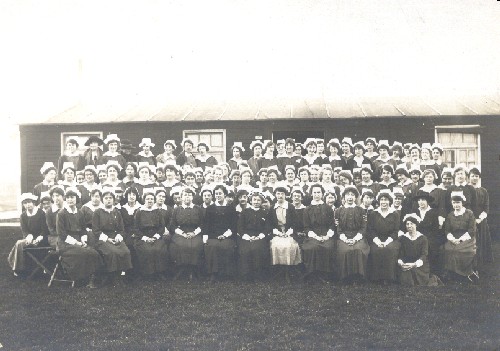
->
xmin=344 ymin=203 xmax=356 ymax=208
xmin=161 ymin=153 xmax=176 ymax=160
xmin=64 ymin=205 xmax=78 ymax=214
xmin=375 ymin=155 xmax=390 ymax=161
xmin=455 ymin=181 xmax=468 ymax=187
xmin=420 ymin=160 xmax=435 ymax=165
xmin=293 ymin=203 xmax=306 ymax=209
xmin=374 ymin=207 xmax=396 ymax=217
xmin=162 ymin=180 xmax=178 ymax=187
xmin=80 ymin=182 xmax=99 ymax=191
xmin=154 ymin=203 xmax=169 ymax=211
xmin=250 ymin=206 xmax=262 ymax=211
xmin=310 ymin=200 xmax=324 ymax=205
xmin=136 ymin=178 xmax=153 ymax=186
xmin=215 ymin=200 xmax=228 ymax=207
xmin=229 ymin=157 xmax=243 ymax=163
xmin=420 ymin=184 xmax=437 ymax=192
xmin=328 ymin=155 xmax=341 ymax=161
xmin=83 ymin=202 xmax=104 ymax=211
xmin=140 ymin=205 xmax=156 ymax=212
xmin=64 ymin=151 xmax=80 ymax=157
xmin=361 ymin=180 xmax=373 ymax=186
xmin=263 ymin=154 xmax=274 ymax=160
xmin=400 ymin=231 xmax=423 ymax=240
xmin=51 ymin=203 xmax=63 ymax=212
xmin=196 ymin=154 xmax=210 ymax=162
xmin=453 ymin=207 xmax=466 ymax=216
xmin=25 ymin=207 xmax=40 ymax=217
xmin=103 ymin=151 xmax=119 ymax=157
xmin=42 ymin=180 xmax=55 ymax=186
xmin=400 ymin=179 xmax=413 ymax=186
xmin=418 ymin=206 xmax=431 ymax=217
xmin=366 ymin=151 xmax=378 ymax=157
xmin=103 ymin=179 xmax=121 ymax=186
xmin=203 ymin=202 xmax=213 ymax=208
xmin=303 ymin=154 xmax=318 ymax=162
xmin=180 ymin=203 xmax=195 ymax=209
xmin=122 ymin=202 xmax=141 ymax=215
xmin=274 ymin=201 xmax=289 ymax=209
xmin=379 ymin=179 xmax=396 ymax=186
xmin=102 ymin=205 xmax=115 ymax=213
xmin=361 ymin=204 xmax=374 ymax=211
xmin=137 ymin=151 xmax=153 ymax=157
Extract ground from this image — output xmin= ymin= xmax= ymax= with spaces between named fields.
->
xmin=0 ymin=227 xmax=498 ymax=351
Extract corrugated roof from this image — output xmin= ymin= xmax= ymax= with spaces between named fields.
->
xmin=22 ymin=95 xmax=500 ymax=125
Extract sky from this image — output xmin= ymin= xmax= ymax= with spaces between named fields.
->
xmin=0 ymin=0 xmax=499 ymax=209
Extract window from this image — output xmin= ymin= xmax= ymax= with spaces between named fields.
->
xmin=183 ymin=129 xmax=226 ymax=163
xmin=435 ymin=126 xmax=481 ymax=168
xmin=61 ymin=132 xmax=104 ymax=155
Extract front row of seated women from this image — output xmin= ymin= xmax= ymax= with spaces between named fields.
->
xmin=9 ymin=183 xmax=478 ymax=287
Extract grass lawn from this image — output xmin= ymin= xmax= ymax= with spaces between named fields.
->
xmin=0 ymin=227 xmax=498 ymax=351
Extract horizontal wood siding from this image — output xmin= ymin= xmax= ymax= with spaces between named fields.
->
xmin=20 ymin=116 xmax=500 ymax=233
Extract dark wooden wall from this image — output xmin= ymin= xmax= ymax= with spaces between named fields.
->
xmin=20 ymin=116 xmax=500 ymax=233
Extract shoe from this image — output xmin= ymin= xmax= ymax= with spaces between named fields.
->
xmin=87 ymin=274 xmax=98 ymax=289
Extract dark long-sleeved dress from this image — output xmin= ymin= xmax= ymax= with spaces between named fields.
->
xmin=46 ymin=205 xmax=62 ymax=248
xmin=134 ymin=207 xmax=168 ymax=275
xmin=203 ymin=204 xmax=237 ymax=275
xmin=302 ymin=203 xmax=335 ymax=273
xmin=237 ymin=207 xmax=270 ymax=275
xmin=169 ymin=205 xmax=204 ymax=266
xmin=92 ymin=208 xmax=132 ymax=272
xmin=414 ymin=207 xmax=444 ymax=274
xmin=8 ymin=208 xmax=49 ymax=272
xmin=398 ymin=234 xmax=439 ymax=286
xmin=443 ymin=209 xmax=477 ymax=277
xmin=472 ymin=186 xmax=493 ymax=267
xmin=56 ymin=207 xmax=102 ymax=281
xmin=367 ymin=209 xmax=401 ymax=281
xmin=335 ymin=206 xmax=370 ymax=279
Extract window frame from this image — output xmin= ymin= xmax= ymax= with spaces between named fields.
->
xmin=434 ymin=125 xmax=481 ymax=168
xmin=61 ymin=132 xmax=104 ymax=155
xmin=182 ymin=129 xmax=226 ymax=162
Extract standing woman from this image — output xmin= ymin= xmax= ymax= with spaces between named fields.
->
xmin=268 ymin=187 xmax=302 ymax=282
xmin=99 ymin=134 xmax=126 ymax=170
xmin=92 ymin=189 xmax=132 ymax=284
xmin=195 ymin=142 xmax=218 ymax=170
xmin=364 ymin=137 xmax=379 ymax=161
xmin=378 ymin=165 xmax=397 ymax=191
xmin=469 ymin=167 xmax=493 ymax=269
xmin=120 ymin=187 xmax=141 ymax=248
xmin=247 ymin=140 xmax=263 ymax=176
xmin=237 ymin=191 xmax=270 ymax=280
xmin=56 ymin=187 xmax=102 ymax=287
xmin=57 ymin=137 xmax=85 ymax=178
xmin=335 ymin=186 xmax=370 ymax=282
xmin=302 ymin=184 xmax=335 ymax=279
xmin=398 ymin=214 xmax=442 ymax=286
xmin=8 ymin=193 xmax=49 ymax=275
xmin=443 ymin=191 xmax=478 ymax=281
xmin=33 ymin=162 xmax=57 ymax=200
xmin=228 ymin=142 xmax=245 ymax=170
xmin=448 ymin=165 xmax=477 ymax=212
xmin=58 ymin=162 xmax=77 ymax=190
xmin=156 ymin=140 xmax=177 ymax=166
xmin=260 ymin=140 xmax=277 ymax=170
xmin=161 ymin=165 xmax=183 ymax=206
xmin=327 ymin=139 xmax=342 ymax=170
xmin=340 ymin=137 xmax=354 ymax=171
xmin=77 ymin=165 xmax=100 ymax=205
xmin=419 ymin=143 xmax=441 ymax=184
xmin=101 ymin=161 xmax=126 ymax=194
xmin=134 ymin=189 xmax=168 ymax=279
xmin=169 ymin=187 xmax=205 ymax=280
xmin=366 ymin=190 xmax=401 ymax=283
xmin=176 ymin=138 xmax=197 ymax=168
xmin=298 ymin=138 xmax=320 ymax=168
xmin=134 ymin=163 xmax=156 ymax=201
xmin=202 ymin=184 xmax=238 ymax=281
xmin=136 ymin=138 xmax=156 ymax=166
xmin=122 ymin=162 xmax=138 ymax=188
xmin=416 ymin=169 xmax=447 ymax=229
xmin=83 ymin=135 xmax=104 ymax=167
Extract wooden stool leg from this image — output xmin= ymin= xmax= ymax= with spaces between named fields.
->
xmin=48 ymin=262 xmax=59 ymax=287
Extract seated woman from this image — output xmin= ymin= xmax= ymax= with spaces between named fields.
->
xmin=268 ymin=186 xmax=301 ymax=282
xmin=335 ymin=186 xmax=370 ymax=283
xmin=58 ymin=162 xmax=77 ymax=190
xmin=161 ymin=164 xmax=183 ymax=206
xmin=443 ymin=191 xmax=478 ymax=282
xmin=101 ymin=161 xmax=126 ymax=194
xmin=169 ymin=187 xmax=205 ymax=280
xmin=202 ymin=184 xmax=238 ymax=282
xmin=301 ymin=184 xmax=335 ymax=280
xmin=77 ymin=165 xmax=100 ymax=205
xmin=80 ymin=189 xmax=103 ymax=246
xmin=237 ymin=190 xmax=270 ymax=280
xmin=92 ymin=188 xmax=132 ymax=285
xmin=56 ymin=187 xmax=102 ymax=288
xmin=398 ymin=214 xmax=442 ymax=286
xmin=156 ymin=140 xmax=177 ymax=166
xmin=134 ymin=189 xmax=168 ymax=279
xmin=8 ymin=193 xmax=49 ymax=276
xmin=33 ymin=162 xmax=57 ymax=200
xmin=367 ymin=189 xmax=401 ymax=284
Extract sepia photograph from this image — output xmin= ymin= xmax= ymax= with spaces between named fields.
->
xmin=0 ymin=0 xmax=499 ymax=350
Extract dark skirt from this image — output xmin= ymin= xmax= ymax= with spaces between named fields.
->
xmin=399 ymin=260 xmax=442 ymax=286
xmin=170 ymin=234 xmax=204 ymax=266
xmin=369 ymin=240 xmax=401 ymax=281
xmin=476 ymin=219 xmax=493 ymax=268
xmin=238 ymin=238 xmax=270 ymax=275
xmin=426 ymin=235 xmax=444 ymax=274
xmin=336 ymin=239 xmax=370 ymax=279
xmin=302 ymin=238 xmax=335 ymax=273
xmin=134 ymin=238 xmax=168 ymax=275
xmin=57 ymin=241 xmax=103 ymax=281
xmin=95 ymin=241 xmax=132 ymax=273
xmin=204 ymin=238 xmax=237 ymax=275
xmin=444 ymin=238 xmax=476 ymax=277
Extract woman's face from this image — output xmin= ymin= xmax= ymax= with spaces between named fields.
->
xmin=22 ymin=200 xmax=34 ymax=212
xmin=266 ymin=144 xmax=275 ymax=154
xmin=309 ymin=169 xmax=319 ymax=182
xmin=365 ymin=142 xmax=374 ymax=152
xmin=165 ymin=168 xmax=175 ymax=180
xmin=253 ymin=145 xmax=262 ymax=156
xmin=198 ymin=146 xmax=207 ymax=155
xmin=307 ymin=144 xmax=316 ymax=155
xmin=410 ymin=172 xmax=420 ymax=183
xmin=299 ymin=171 xmax=309 ymax=182
xmin=91 ymin=191 xmax=101 ymax=206
xmin=417 ymin=198 xmax=428 ymax=209
xmin=89 ymin=141 xmax=99 ymax=151
xmin=404 ymin=148 xmax=411 ymax=157
xmin=341 ymin=144 xmax=350 ymax=154
xmin=393 ymin=197 xmax=402 ymax=208
xmin=259 ymin=172 xmax=268 ymax=183
xmin=214 ymin=169 xmax=223 ymax=182
xmin=103 ymin=194 xmax=114 ymax=208
xmin=442 ymin=174 xmax=453 ymax=187
xmin=277 ymin=143 xmax=285 ymax=153
xmin=155 ymin=169 xmax=165 ymax=180
xmin=144 ymin=194 xmax=155 ymax=208
xmin=164 ymin=144 xmax=173 ymax=154
xmin=285 ymin=143 xmax=294 ymax=154
xmin=344 ymin=191 xmax=356 ymax=205
xmin=85 ymin=170 xmax=95 ymax=183
xmin=396 ymin=173 xmax=407 ymax=183
xmin=185 ymin=175 xmax=195 ymax=186
xmin=432 ymin=149 xmax=441 ymax=160
xmin=406 ymin=221 xmax=417 ymax=233
xmin=65 ymin=195 xmax=77 ymax=207
xmin=379 ymin=196 xmax=390 ymax=209
xmin=285 ymin=169 xmax=295 ymax=181
xmin=99 ymin=172 xmax=107 ymax=182
xmin=325 ymin=193 xmax=335 ymax=205
xmin=66 ymin=142 xmax=77 ymax=153
xmin=379 ymin=148 xmax=388 ymax=158
xmin=46 ymin=170 xmax=56 ymax=182
xmin=311 ymin=186 xmax=323 ymax=202
xmin=241 ymin=173 xmax=250 ymax=184
xmin=381 ymin=170 xmax=392 ymax=182
xmin=214 ymin=189 xmax=225 ymax=203
xmin=204 ymin=173 xmax=214 ymax=183
xmin=182 ymin=191 xmax=193 ymax=205
xmin=108 ymin=142 xmax=118 ymax=152
xmin=339 ymin=175 xmax=350 ymax=186
xmin=410 ymin=149 xmax=419 ymax=159
xmin=239 ymin=194 xmax=248 ymax=206
xmin=156 ymin=192 xmax=166 ymax=205
xmin=268 ymin=172 xmax=277 ymax=183
xmin=392 ymin=149 xmax=400 ymax=158
xmin=469 ymin=173 xmax=480 ymax=185
xmin=127 ymin=191 xmax=137 ymax=203
xmin=184 ymin=142 xmax=193 ymax=153
xmin=452 ymin=200 xmax=463 ymax=211
xmin=173 ymin=193 xmax=182 ymax=205
xmin=125 ymin=165 xmax=135 ymax=178
xmin=362 ymin=195 xmax=373 ymax=207
xmin=251 ymin=196 xmax=262 ymax=208
xmin=423 ymin=173 xmax=434 ymax=185
xmin=139 ymin=168 xmax=150 ymax=180
xmin=52 ymin=193 xmax=64 ymax=205
xmin=322 ymin=170 xmax=332 ymax=182
xmin=292 ymin=192 xmax=302 ymax=204
xmin=262 ymin=199 xmax=271 ymax=210
xmin=64 ymin=169 xmax=75 ymax=182
xmin=142 ymin=145 xmax=151 ymax=153
xmin=421 ymin=149 xmax=430 ymax=160
xmin=317 ymin=143 xmax=324 ymax=154
xmin=455 ymin=170 xmax=466 ymax=183
xmin=107 ymin=167 xmax=118 ymax=180
xmin=354 ymin=147 xmax=364 ymax=157
xmin=361 ymin=170 xmax=371 ymax=183
xmin=76 ymin=173 xmax=85 ymax=183
xmin=232 ymin=148 xmax=241 ymax=158
xmin=203 ymin=191 xmax=212 ymax=205
xmin=329 ymin=145 xmax=339 ymax=156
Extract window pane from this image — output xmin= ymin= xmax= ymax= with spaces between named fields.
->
xmin=211 ymin=133 xmax=223 ymax=147
xmin=457 ymin=149 xmax=467 ymax=163
xmin=439 ymin=133 xmax=451 ymax=144
xmin=468 ymin=149 xmax=476 ymax=162
xmin=463 ymin=133 xmax=476 ymax=143
xmin=199 ymin=134 xmax=210 ymax=144
xmin=444 ymin=150 xmax=454 ymax=164
xmin=451 ymin=133 xmax=463 ymax=144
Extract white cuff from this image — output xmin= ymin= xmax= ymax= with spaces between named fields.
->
xmin=285 ymin=228 xmax=294 ymax=236
xmin=115 ymin=234 xmax=123 ymax=242
xmin=308 ymin=231 xmax=317 ymax=239
xmin=241 ymin=234 xmax=251 ymax=240
xmin=273 ymin=228 xmax=281 ymax=235
xmin=174 ymin=228 xmax=184 ymax=235
xmin=397 ymin=259 xmax=404 ymax=265
xmin=384 ymin=237 xmax=393 ymax=245
xmin=459 ymin=232 xmax=471 ymax=241
xmin=25 ymin=234 xmax=34 ymax=242
xmin=223 ymin=229 xmax=232 ymax=238
xmin=203 ymin=235 xmax=208 ymax=243
xmin=479 ymin=211 xmax=487 ymax=220
xmin=99 ymin=233 xmax=108 ymax=241
xmin=339 ymin=234 xmax=347 ymax=242
xmin=81 ymin=235 xmax=88 ymax=242
xmin=65 ymin=235 xmax=77 ymax=245
xmin=373 ymin=237 xmax=382 ymax=246
xmin=398 ymin=230 xmax=405 ymax=237
xmin=153 ymin=234 xmax=161 ymax=239
xmin=353 ymin=233 xmax=363 ymax=242
xmin=326 ymin=229 xmax=335 ymax=238
xmin=35 ymin=235 xmax=43 ymax=242
xmin=415 ymin=259 xmax=423 ymax=268
xmin=194 ymin=227 xmax=201 ymax=235
xmin=438 ymin=216 xmax=445 ymax=226
xmin=447 ymin=233 xmax=455 ymax=241
xmin=141 ymin=236 xmax=149 ymax=241
xmin=258 ymin=233 xmax=265 ymax=239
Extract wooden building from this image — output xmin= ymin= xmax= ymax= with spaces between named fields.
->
xmin=19 ymin=98 xmax=500 ymax=232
